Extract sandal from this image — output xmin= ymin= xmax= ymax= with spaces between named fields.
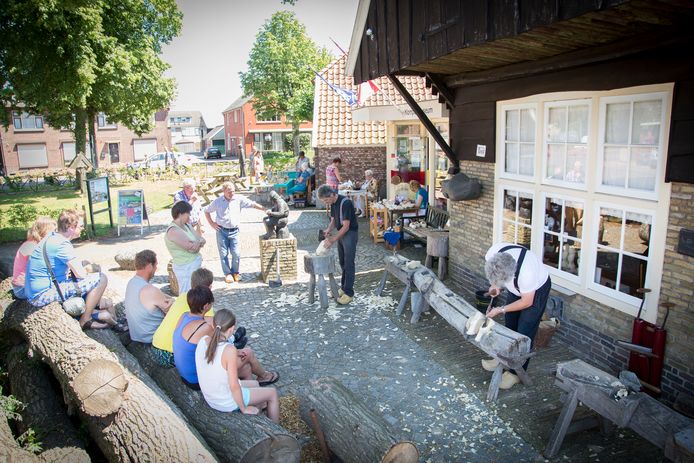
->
xmin=81 ymin=320 xmax=94 ymax=331
xmin=112 ymin=322 xmax=129 ymax=333
xmin=258 ymin=371 xmax=280 ymax=387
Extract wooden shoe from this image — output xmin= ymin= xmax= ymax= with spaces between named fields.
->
xmin=499 ymin=372 xmax=520 ymax=390
xmin=224 ymin=274 xmax=234 ymax=284
xmin=336 ymin=294 xmax=353 ymax=305
xmin=481 ymin=358 xmax=500 ymax=372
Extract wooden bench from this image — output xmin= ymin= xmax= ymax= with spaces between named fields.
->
xmin=546 ymin=359 xmax=694 ymax=461
xmin=403 ymin=205 xmax=449 ymax=242
xmin=376 ymin=255 xmax=533 ymax=402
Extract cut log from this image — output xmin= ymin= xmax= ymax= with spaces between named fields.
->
xmin=113 ymin=336 xmax=300 ymax=463
xmin=167 ymin=260 xmax=180 ymax=296
xmin=114 ymin=252 xmax=136 ymax=271
xmin=0 ymin=294 xmax=217 ymax=463
xmin=298 ymin=377 xmax=418 ymax=463
xmin=0 ymin=410 xmax=38 ymax=463
xmin=7 ymin=344 xmax=90 ymax=463
xmin=73 ymin=358 xmax=128 ymax=417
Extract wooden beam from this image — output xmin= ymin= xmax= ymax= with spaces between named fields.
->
xmin=444 ymin=31 xmax=694 ymax=88
xmin=387 ymin=74 xmax=459 ymax=172
xmin=425 ymin=72 xmax=455 ymax=109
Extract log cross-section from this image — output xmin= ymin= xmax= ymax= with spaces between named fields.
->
xmin=0 ymin=295 xmax=217 ymax=463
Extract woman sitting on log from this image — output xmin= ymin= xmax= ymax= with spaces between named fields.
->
xmin=196 ymin=309 xmax=280 ymax=423
xmin=11 ymin=216 xmax=56 ymax=299
xmin=173 ymin=286 xmax=215 ymax=390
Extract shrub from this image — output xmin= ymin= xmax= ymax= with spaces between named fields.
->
xmin=7 ymin=205 xmax=38 ymax=228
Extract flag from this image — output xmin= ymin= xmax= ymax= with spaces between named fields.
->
xmin=357 ymin=80 xmax=380 ymax=106
xmin=313 ymin=70 xmax=357 ymax=106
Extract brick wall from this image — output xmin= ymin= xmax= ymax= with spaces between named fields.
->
xmin=448 ymin=161 xmax=694 ymax=403
xmin=314 ymin=146 xmax=387 ymax=197
xmin=259 ymin=236 xmax=297 ymax=282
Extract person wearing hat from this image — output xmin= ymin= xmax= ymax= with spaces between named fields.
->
xmin=174 ymin=178 xmax=203 ymax=234
xmin=263 ymin=191 xmax=290 ymax=240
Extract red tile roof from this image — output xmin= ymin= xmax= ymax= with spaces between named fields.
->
xmin=313 ymin=54 xmax=435 ymax=147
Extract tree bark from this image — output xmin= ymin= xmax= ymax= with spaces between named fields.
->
xmin=298 ymin=377 xmax=418 ymax=463
xmin=7 ymin=344 xmax=90 ymax=463
xmin=291 ymin=120 xmax=300 ymax=155
xmin=0 ymin=295 xmax=217 ymax=463
xmin=116 ymin=338 xmax=300 ymax=463
xmin=0 ymin=411 xmax=37 ymax=463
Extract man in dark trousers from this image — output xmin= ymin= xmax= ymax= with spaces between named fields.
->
xmin=262 ymin=191 xmax=289 ymax=239
xmin=318 ymin=184 xmax=358 ymax=305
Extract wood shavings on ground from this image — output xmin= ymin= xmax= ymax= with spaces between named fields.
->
xmin=279 ymin=394 xmax=323 ymax=463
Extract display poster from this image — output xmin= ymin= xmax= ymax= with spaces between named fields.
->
xmin=88 ymin=177 xmax=109 ymax=204
xmin=117 ymin=190 xmax=148 ymax=236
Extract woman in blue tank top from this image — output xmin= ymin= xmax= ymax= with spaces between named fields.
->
xmin=173 ymin=286 xmax=214 ymax=389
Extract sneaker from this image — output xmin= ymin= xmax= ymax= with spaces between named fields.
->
xmin=224 ymin=274 xmax=234 ymax=284
xmin=481 ymin=358 xmax=500 ymax=372
xmin=336 ymin=294 xmax=353 ymax=305
xmin=499 ymin=371 xmax=521 ymax=390
xmin=232 ymin=273 xmax=241 ymax=283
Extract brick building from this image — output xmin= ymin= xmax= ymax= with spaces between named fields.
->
xmin=168 ymin=110 xmax=207 ymax=153
xmin=222 ymin=96 xmax=312 ymax=158
xmin=0 ymin=109 xmax=171 ymax=174
xmin=347 ymin=0 xmax=694 ymax=404
xmin=312 ymin=54 xmax=445 ymax=200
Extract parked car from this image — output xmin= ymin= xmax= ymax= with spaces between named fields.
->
xmin=132 ymin=152 xmax=197 ymax=170
xmin=204 ymin=147 xmax=222 ymax=159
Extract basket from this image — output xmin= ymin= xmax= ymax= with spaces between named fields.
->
xmin=535 ymin=318 xmax=560 ymax=348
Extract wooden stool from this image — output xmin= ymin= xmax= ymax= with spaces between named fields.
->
xmin=304 ymin=254 xmax=339 ymax=308
xmin=370 ymin=207 xmax=388 ymax=243
xmin=425 ymin=232 xmax=449 ymax=280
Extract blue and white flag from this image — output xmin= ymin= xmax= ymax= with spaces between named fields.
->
xmin=313 ymin=70 xmax=357 ymax=106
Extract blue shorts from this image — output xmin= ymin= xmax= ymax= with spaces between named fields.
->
xmin=29 ymin=273 xmax=101 ymax=308
xmin=234 ymin=387 xmax=251 ymax=411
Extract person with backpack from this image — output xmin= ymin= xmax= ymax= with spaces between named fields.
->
xmin=318 ymin=184 xmax=358 ymax=305
xmin=483 ymin=242 xmax=551 ymax=390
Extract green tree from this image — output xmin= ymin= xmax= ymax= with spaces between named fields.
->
xmin=240 ymin=11 xmax=330 ymax=155
xmin=0 ymin=0 xmax=181 ymax=186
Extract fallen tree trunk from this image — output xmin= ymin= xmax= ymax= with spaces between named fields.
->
xmin=298 ymin=377 xmax=418 ymax=463
xmin=0 ymin=410 xmax=37 ymax=463
xmin=0 ymin=294 xmax=217 ymax=463
xmin=7 ymin=344 xmax=90 ymax=463
xmin=114 ymin=337 xmax=300 ymax=463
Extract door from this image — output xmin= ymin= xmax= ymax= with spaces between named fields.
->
xmin=109 ymin=143 xmax=120 ymax=163
xmin=393 ymin=124 xmax=428 ymax=185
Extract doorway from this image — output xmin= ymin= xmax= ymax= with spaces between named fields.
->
xmin=108 ymin=143 xmax=120 ymax=163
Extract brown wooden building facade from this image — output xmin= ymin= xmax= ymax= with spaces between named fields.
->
xmin=347 ymin=0 xmax=694 ymax=404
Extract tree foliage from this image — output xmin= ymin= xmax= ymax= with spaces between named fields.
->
xmin=239 ymin=11 xmax=330 ymax=153
xmin=0 ymin=0 xmax=182 ymax=164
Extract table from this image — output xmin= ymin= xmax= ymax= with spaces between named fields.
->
xmin=339 ymin=189 xmax=369 ymax=215
xmin=387 ymin=206 xmax=421 ymax=241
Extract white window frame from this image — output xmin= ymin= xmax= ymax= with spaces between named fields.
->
xmin=97 ymin=113 xmax=117 ymax=130
xmin=62 ymin=141 xmax=77 ymax=164
xmin=13 ymin=111 xmax=44 ymax=131
xmin=17 ymin=143 xmax=48 ymax=169
xmin=233 ymin=111 xmax=238 ymax=123
xmin=496 ymin=185 xmax=535 ymax=248
xmin=540 ymin=192 xmax=586 ymax=285
xmin=256 ymin=114 xmax=280 ymax=123
xmin=494 ymin=84 xmax=672 ymax=323
xmin=541 ymin=98 xmax=591 ymax=190
xmin=498 ymin=103 xmax=537 ymax=182
xmin=596 ymin=92 xmax=668 ymax=201
xmin=586 ymin=201 xmax=657 ymax=307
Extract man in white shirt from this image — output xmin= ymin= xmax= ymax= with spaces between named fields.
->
xmin=483 ymin=242 xmax=552 ymax=389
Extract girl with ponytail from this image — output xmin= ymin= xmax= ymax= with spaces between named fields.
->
xmin=195 ymin=309 xmax=280 ymax=423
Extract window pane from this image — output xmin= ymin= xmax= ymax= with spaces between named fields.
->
xmin=567 ymin=105 xmax=589 ymax=143
xmin=624 ymin=211 xmax=651 ymax=255
xmin=543 ymin=232 xmax=559 ymax=269
xmin=632 ymin=100 xmax=661 ymax=145
xmin=560 ymin=237 xmax=580 ymax=276
xmin=503 ymin=190 xmax=517 ymax=219
xmin=520 ymin=108 xmax=535 ymax=142
xmin=502 ymin=190 xmax=532 ymax=247
xmin=620 ymin=254 xmax=647 ymax=297
xmin=599 ymin=207 xmax=623 ymax=248
xmin=506 ymin=110 xmax=519 ymax=142
xmin=519 ymin=143 xmax=534 ymax=176
xmin=595 ymin=248 xmax=619 ymax=289
xmin=565 ymin=146 xmax=587 ymax=184
xmin=628 ymin=147 xmax=657 ymax=191
xmin=605 ymin=102 xmax=630 ymax=144
xmin=545 ymin=197 xmax=562 ymax=233
xmin=505 ymin=143 xmax=519 ymax=174
xmin=603 ymin=146 xmax=628 ymax=187
xmin=36 ymin=117 xmax=43 ymax=129
xmin=547 ymin=107 xmax=566 ymax=142
xmin=546 ymin=144 xmax=565 ymax=180
xmin=519 ymin=192 xmax=533 ymax=224
xmin=13 ymin=117 xmax=21 ymax=128
xmin=564 ymin=200 xmax=583 ymax=240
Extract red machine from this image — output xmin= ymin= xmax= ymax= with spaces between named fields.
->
xmin=616 ymin=288 xmax=673 ymax=397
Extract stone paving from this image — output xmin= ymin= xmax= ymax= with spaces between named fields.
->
xmin=0 ymin=194 xmax=658 ymax=462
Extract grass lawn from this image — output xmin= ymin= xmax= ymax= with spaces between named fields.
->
xmin=0 ymin=179 xmax=180 ymax=243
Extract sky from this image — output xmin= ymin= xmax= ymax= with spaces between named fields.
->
xmin=161 ymin=0 xmax=360 ymax=128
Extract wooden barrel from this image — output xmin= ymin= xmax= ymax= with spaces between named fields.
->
xmin=303 ymin=254 xmax=337 ymax=275
xmin=426 ymin=231 xmax=449 ymax=257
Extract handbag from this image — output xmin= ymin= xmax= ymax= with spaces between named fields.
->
xmin=42 ymin=239 xmax=86 ymax=317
